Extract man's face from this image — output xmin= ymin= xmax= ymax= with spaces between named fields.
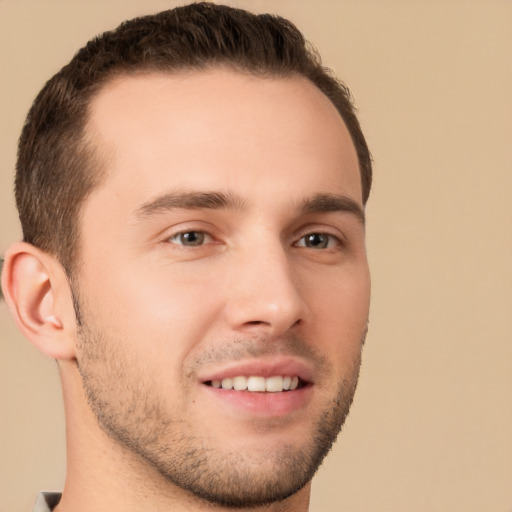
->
xmin=74 ymin=69 xmax=370 ymax=507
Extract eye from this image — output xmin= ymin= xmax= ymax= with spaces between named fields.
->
xmin=296 ymin=232 xmax=340 ymax=249
xmin=168 ymin=231 xmax=212 ymax=246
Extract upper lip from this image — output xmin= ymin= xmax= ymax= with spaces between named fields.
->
xmin=197 ymin=356 xmax=315 ymax=384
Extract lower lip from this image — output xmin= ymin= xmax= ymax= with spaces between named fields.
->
xmin=201 ymin=384 xmax=313 ymax=417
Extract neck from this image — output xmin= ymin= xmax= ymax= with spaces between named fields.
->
xmin=54 ymin=362 xmax=311 ymax=512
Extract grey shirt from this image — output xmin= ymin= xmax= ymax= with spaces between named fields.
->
xmin=33 ymin=492 xmax=61 ymax=512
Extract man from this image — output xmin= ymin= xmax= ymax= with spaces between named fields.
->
xmin=1 ymin=3 xmax=372 ymax=511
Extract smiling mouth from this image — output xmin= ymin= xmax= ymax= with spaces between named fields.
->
xmin=204 ymin=375 xmax=307 ymax=393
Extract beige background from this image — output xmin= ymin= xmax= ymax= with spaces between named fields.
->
xmin=1 ymin=1 xmax=511 ymax=511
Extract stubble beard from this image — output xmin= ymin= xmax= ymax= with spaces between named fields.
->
xmin=73 ymin=297 xmax=363 ymax=509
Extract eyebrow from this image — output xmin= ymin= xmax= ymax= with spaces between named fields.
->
xmin=134 ymin=191 xmax=245 ymax=219
xmin=133 ymin=190 xmax=364 ymax=224
xmin=298 ymin=193 xmax=365 ymax=224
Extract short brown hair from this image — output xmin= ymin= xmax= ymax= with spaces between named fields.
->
xmin=15 ymin=2 xmax=372 ymax=275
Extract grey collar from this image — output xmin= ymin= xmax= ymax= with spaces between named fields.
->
xmin=33 ymin=492 xmax=62 ymax=512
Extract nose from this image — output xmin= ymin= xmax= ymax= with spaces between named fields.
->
xmin=223 ymin=243 xmax=307 ymax=336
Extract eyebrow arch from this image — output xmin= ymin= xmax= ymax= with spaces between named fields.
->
xmin=133 ymin=190 xmax=364 ymax=224
xmin=134 ymin=191 xmax=245 ymax=220
xmin=299 ymin=193 xmax=365 ymax=224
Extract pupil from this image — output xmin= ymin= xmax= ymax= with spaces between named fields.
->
xmin=307 ymin=233 xmax=328 ymax=248
xmin=181 ymin=232 xmax=204 ymax=246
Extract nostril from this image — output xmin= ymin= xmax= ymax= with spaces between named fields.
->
xmin=242 ymin=318 xmax=302 ymax=331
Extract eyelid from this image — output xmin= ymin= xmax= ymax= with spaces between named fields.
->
xmin=154 ymin=218 xmax=217 ymax=240
xmin=293 ymin=224 xmax=346 ymax=246
xmin=166 ymin=229 xmax=214 ymax=246
xmin=294 ymin=232 xmax=342 ymax=249
xmin=168 ymin=229 xmax=212 ymax=245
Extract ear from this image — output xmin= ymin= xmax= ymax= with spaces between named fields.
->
xmin=1 ymin=242 xmax=77 ymax=360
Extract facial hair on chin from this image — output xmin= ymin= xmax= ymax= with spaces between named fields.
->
xmin=73 ymin=294 xmax=364 ymax=508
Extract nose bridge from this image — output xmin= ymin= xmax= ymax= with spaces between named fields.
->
xmin=225 ymin=236 xmax=306 ymax=334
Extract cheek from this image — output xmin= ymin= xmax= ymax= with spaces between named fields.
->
xmin=305 ymin=264 xmax=370 ymax=367
xmin=78 ymin=260 xmax=225 ymax=369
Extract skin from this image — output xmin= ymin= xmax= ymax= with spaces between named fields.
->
xmin=2 ymin=69 xmax=370 ymax=512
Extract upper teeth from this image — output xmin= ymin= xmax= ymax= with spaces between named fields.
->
xmin=211 ymin=376 xmax=299 ymax=392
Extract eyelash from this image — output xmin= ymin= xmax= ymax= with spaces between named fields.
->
xmin=168 ymin=231 xmax=214 ymax=247
xmin=294 ymin=232 xmax=341 ymax=249
xmin=167 ymin=230 xmax=342 ymax=250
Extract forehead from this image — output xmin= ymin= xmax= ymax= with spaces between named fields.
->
xmin=85 ymin=69 xmax=361 ymax=209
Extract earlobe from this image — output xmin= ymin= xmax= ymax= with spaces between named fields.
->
xmin=1 ymin=242 xmax=76 ymax=360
